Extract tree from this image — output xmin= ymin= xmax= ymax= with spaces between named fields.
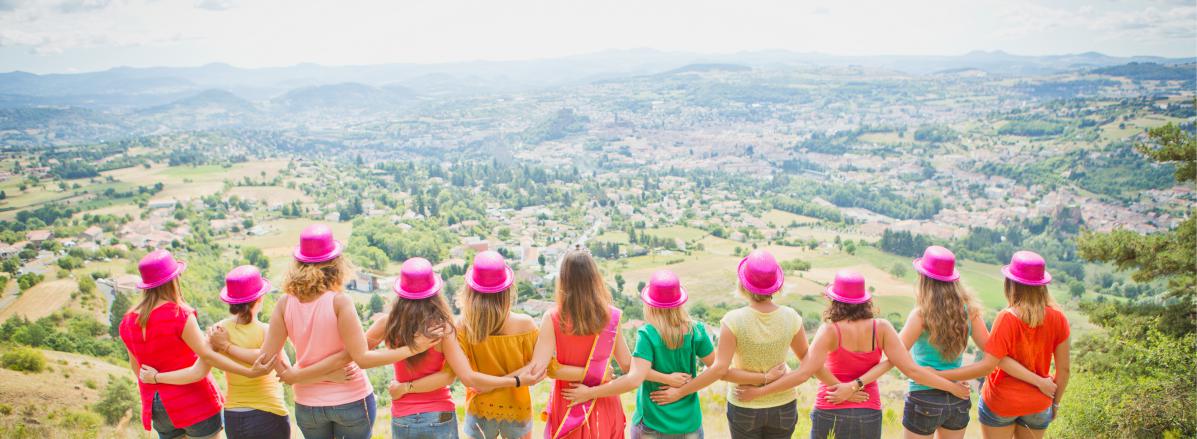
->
xmin=1068 ymin=283 xmax=1085 ymax=299
xmin=94 ymin=376 xmax=139 ymax=425
xmin=242 ymin=246 xmax=269 ymax=271
xmin=369 ymin=293 xmax=384 ymax=315
xmin=109 ymin=292 xmax=131 ymax=337
xmin=78 ymin=276 xmax=96 ymax=295
xmin=614 ymin=274 xmax=625 ymax=294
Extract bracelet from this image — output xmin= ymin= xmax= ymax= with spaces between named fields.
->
xmin=406 ymin=382 xmax=414 ymax=393
xmin=151 ymin=371 xmax=158 ymax=384
xmin=514 ymin=376 xmax=522 ymax=388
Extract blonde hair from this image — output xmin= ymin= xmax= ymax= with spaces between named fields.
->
xmin=457 ymin=285 xmax=512 ymax=345
xmin=737 ymin=284 xmax=773 ymax=303
xmin=644 ymin=305 xmax=692 ymax=349
xmin=283 ymin=257 xmax=348 ymax=301
xmin=555 ymin=249 xmax=611 ymax=336
xmin=133 ymin=278 xmax=183 ymax=329
xmin=916 ymin=275 xmax=980 ymax=359
xmin=1005 ymin=279 xmax=1055 ymax=327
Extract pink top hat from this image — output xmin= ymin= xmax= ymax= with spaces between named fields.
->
xmin=737 ymin=250 xmax=784 ymax=295
xmin=824 ymin=270 xmax=871 ymax=304
xmin=1002 ymin=251 xmax=1052 ymax=286
xmin=913 ymin=246 xmax=960 ymax=282
xmin=641 ymin=270 xmax=688 ymax=308
xmin=293 ymin=224 xmax=343 ymax=263
xmin=136 ymin=249 xmax=186 ymax=290
xmin=220 ymin=265 xmax=271 ymax=305
xmin=466 ymin=251 xmax=514 ymax=294
xmin=394 ymin=257 xmax=443 ymax=300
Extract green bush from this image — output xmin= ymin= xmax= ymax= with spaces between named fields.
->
xmin=59 ymin=409 xmax=102 ymax=436
xmin=94 ymin=376 xmax=138 ymax=425
xmin=1 ymin=347 xmax=45 ymax=372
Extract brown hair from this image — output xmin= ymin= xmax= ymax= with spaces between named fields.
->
xmin=134 ymin=278 xmax=183 ymax=329
xmin=644 ymin=305 xmax=692 ymax=349
xmin=385 ymin=293 xmax=453 ymax=365
xmin=823 ymin=299 xmax=875 ymax=323
xmin=457 ymin=285 xmax=512 ymax=345
xmin=916 ymin=275 xmax=980 ymax=359
xmin=737 ymin=284 xmax=774 ymax=303
xmin=1005 ymin=279 xmax=1055 ymax=327
xmin=228 ymin=298 xmax=260 ymax=325
xmin=283 ymin=257 xmax=348 ymax=301
xmin=555 ymin=249 xmax=611 ymax=336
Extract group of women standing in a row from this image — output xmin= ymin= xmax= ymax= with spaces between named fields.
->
xmin=120 ymin=223 xmax=1070 ymax=439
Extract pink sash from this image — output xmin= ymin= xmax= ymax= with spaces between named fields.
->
xmin=548 ymin=307 xmax=622 ymax=439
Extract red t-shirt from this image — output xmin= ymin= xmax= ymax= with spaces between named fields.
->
xmin=391 ymin=347 xmax=454 ymax=418
xmin=982 ymin=306 xmax=1070 ymax=417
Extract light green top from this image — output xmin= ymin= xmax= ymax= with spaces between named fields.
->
xmin=721 ymin=305 xmax=801 ymax=408
xmin=908 ymin=305 xmax=970 ymax=392
xmin=631 ymin=322 xmax=715 ymax=435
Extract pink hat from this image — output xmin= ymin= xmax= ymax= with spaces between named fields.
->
xmin=394 ymin=257 xmax=443 ymax=300
xmin=220 ymin=265 xmax=271 ymax=305
xmin=824 ymin=270 xmax=870 ymax=304
xmin=466 ymin=251 xmax=514 ymax=294
xmin=737 ymin=250 xmax=784 ymax=295
xmin=136 ymin=249 xmax=187 ymax=290
xmin=1002 ymin=251 xmax=1052 ymax=286
xmin=293 ymin=224 xmax=343 ymax=263
xmin=641 ymin=270 xmax=688 ymax=308
xmin=913 ymin=246 xmax=960 ymax=282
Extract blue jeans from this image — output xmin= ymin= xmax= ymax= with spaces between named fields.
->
xmin=223 ymin=409 xmax=290 ymax=439
xmin=810 ymin=408 xmax=882 ymax=439
xmin=978 ymin=397 xmax=1054 ymax=429
xmin=631 ymin=421 xmax=703 ymax=439
xmin=462 ymin=414 xmax=533 ymax=439
xmin=294 ymin=393 xmax=377 ymax=439
xmin=151 ymin=393 xmax=222 ymax=439
xmin=902 ymin=389 xmax=970 ymax=435
xmin=392 ymin=411 xmax=459 ymax=439
xmin=726 ymin=401 xmax=798 ymax=439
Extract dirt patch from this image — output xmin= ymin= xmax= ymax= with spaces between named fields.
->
xmin=0 ymin=279 xmax=78 ymax=321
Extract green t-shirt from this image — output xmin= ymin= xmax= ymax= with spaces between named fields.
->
xmin=631 ymin=321 xmax=715 ymax=435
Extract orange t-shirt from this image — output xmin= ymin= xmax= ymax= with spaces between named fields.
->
xmin=982 ymin=306 xmax=1070 ymax=417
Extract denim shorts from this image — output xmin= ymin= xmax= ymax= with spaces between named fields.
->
xmin=631 ymin=421 xmax=703 ymax=439
xmin=151 ymin=394 xmax=222 ymax=439
xmin=902 ymin=389 xmax=970 ymax=435
xmin=294 ymin=393 xmax=377 ymax=439
xmin=224 ymin=409 xmax=290 ymax=439
xmin=462 ymin=414 xmax=533 ymax=439
xmin=392 ymin=411 xmax=459 ymax=439
xmin=978 ymin=397 xmax=1054 ymax=429
xmin=726 ymin=401 xmax=798 ymax=439
xmin=809 ymin=408 xmax=882 ymax=439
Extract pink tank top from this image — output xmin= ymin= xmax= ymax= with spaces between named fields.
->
xmin=815 ymin=319 xmax=882 ymax=411
xmin=391 ymin=348 xmax=454 ymax=418
xmin=284 ymin=291 xmax=373 ymax=406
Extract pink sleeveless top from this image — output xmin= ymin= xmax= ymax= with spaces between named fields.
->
xmin=815 ymin=319 xmax=882 ymax=411
xmin=119 ymin=302 xmax=223 ymax=430
xmin=284 ymin=291 xmax=373 ymax=406
xmin=391 ymin=348 xmax=454 ymax=418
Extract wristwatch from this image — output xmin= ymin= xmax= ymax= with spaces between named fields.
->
xmin=854 ymin=378 xmax=864 ymax=391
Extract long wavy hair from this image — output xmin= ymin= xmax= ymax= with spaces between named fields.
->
xmin=916 ymin=275 xmax=980 ymax=359
xmin=133 ymin=277 xmax=183 ymax=329
xmin=1005 ymin=279 xmax=1055 ymax=327
xmin=385 ymin=293 xmax=453 ymax=365
xmin=457 ymin=284 xmax=512 ymax=345
xmin=555 ymin=249 xmax=611 ymax=336
xmin=644 ymin=305 xmax=692 ymax=349
xmin=283 ymin=256 xmax=348 ymax=301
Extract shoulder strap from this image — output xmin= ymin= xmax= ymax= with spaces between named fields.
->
xmin=871 ymin=319 xmax=878 ymax=351
xmin=832 ymin=322 xmax=842 ymax=349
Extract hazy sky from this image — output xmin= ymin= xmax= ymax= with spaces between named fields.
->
xmin=1 ymin=0 xmax=1194 ymax=73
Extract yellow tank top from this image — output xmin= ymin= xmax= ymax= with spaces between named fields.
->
xmin=721 ymin=305 xmax=802 ymax=408
xmin=456 ymin=326 xmax=538 ymax=422
xmin=220 ymin=319 xmax=288 ymax=416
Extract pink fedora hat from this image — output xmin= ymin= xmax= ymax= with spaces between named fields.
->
xmin=466 ymin=251 xmax=514 ymax=294
xmin=136 ymin=249 xmax=187 ymax=290
xmin=1002 ymin=251 xmax=1052 ymax=286
xmin=913 ymin=245 xmax=960 ymax=282
xmin=220 ymin=265 xmax=271 ymax=305
xmin=824 ymin=270 xmax=871 ymax=304
xmin=394 ymin=257 xmax=443 ymax=300
xmin=293 ymin=224 xmax=343 ymax=263
xmin=641 ymin=270 xmax=688 ymax=308
xmin=738 ymin=250 xmax=784 ymax=295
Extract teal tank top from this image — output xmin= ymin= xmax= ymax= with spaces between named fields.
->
xmin=908 ymin=306 xmax=970 ymax=392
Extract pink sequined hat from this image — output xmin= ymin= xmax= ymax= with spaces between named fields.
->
xmin=293 ymin=224 xmax=343 ymax=263
xmin=641 ymin=270 xmax=688 ymax=308
xmin=220 ymin=265 xmax=271 ymax=305
xmin=466 ymin=251 xmax=514 ymax=294
xmin=737 ymin=250 xmax=784 ymax=295
xmin=136 ymin=249 xmax=187 ymax=289
xmin=393 ymin=257 xmax=443 ymax=300
xmin=913 ymin=246 xmax=961 ymax=282
xmin=1002 ymin=251 xmax=1052 ymax=286
xmin=824 ymin=270 xmax=871 ymax=304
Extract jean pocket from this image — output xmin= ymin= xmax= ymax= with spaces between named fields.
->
xmin=331 ymin=402 xmax=370 ymax=426
xmin=911 ymin=402 xmax=943 ymax=418
xmin=728 ymin=407 xmax=756 ymax=431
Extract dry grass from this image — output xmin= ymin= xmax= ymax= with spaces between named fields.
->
xmin=0 ymin=279 xmax=78 ymax=321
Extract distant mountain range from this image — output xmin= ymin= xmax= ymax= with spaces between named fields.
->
xmin=0 ymin=49 xmax=1191 ymax=109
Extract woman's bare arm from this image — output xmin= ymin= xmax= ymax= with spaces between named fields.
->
xmin=735 ymin=323 xmax=834 ymax=401
xmin=333 ymin=294 xmax=439 ymax=369
xmin=529 ymin=313 xmax=556 ymax=377
xmin=647 ymin=324 xmax=735 ymax=405
xmin=877 ymin=320 xmax=968 ymax=398
xmin=181 ymin=315 xmax=273 ymax=377
xmin=561 ymin=332 xmax=647 ymax=403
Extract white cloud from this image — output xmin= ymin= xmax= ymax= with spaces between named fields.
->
xmin=194 ymin=0 xmax=236 ymax=11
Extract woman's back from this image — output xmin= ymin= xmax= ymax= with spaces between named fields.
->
xmin=457 ymin=313 xmax=538 ymax=421
xmin=721 ymin=305 xmax=801 ymax=408
xmin=816 ymin=318 xmax=882 ymax=410
xmin=119 ymin=302 xmax=222 ymax=430
xmin=982 ymin=306 xmax=1069 ymax=416
xmin=283 ymin=292 xmax=372 ymax=406
xmin=220 ymin=318 xmax=287 ymax=415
